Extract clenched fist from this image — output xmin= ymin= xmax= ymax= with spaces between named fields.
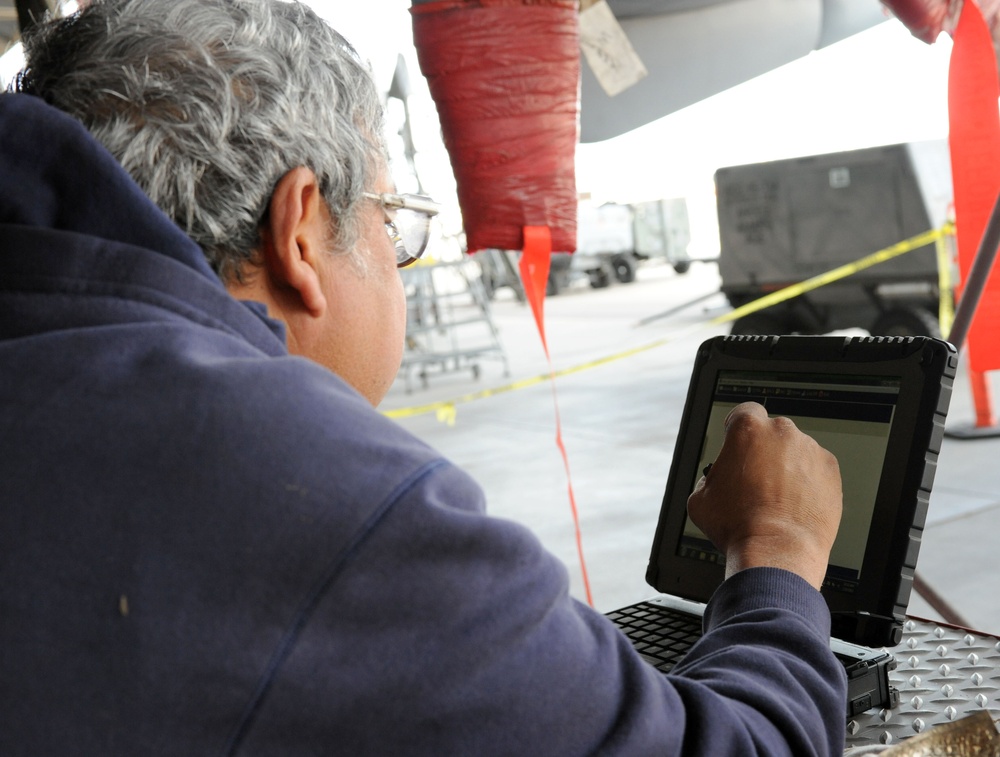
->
xmin=687 ymin=401 xmax=843 ymax=590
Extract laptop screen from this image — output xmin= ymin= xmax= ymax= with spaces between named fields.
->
xmin=677 ymin=370 xmax=902 ymax=595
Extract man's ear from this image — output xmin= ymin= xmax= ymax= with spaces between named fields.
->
xmin=259 ymin=166 xmax=330 ymax=317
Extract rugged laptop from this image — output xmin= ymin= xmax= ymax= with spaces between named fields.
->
xmin=607 ymin=334 xmax=957 ymax=717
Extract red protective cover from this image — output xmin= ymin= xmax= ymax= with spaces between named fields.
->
xmin=882 ymin=0 xmax=1000 ymax=43
xmin=411 ymin=0 xmax=579 ymax=253
xmin=881 ymin=0 xmax=953 ymax=42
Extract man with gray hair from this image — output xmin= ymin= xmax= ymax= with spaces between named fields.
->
xmin=0 ymin=1 xmax=846 ymax=754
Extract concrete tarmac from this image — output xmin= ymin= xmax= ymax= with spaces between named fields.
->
xmin=381 ymin=258 xmax=1000 ymax=637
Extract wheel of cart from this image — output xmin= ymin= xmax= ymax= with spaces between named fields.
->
xmin=588 ymin=267 xmax=611 ymax=288
xmin=611 ymin=253 xmax=638 ymax=283
xmin=869 ymin=307 xmax=942 ymax=338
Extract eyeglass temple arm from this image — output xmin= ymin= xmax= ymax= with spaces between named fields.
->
xmin=383 ymin=193 xmax=441 ymax=217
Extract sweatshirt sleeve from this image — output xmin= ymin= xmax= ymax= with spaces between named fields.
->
xmin=665 ymin=567 xmax=849 ymax=756
xmin=239 ymin=461 xmax=848 ymax=756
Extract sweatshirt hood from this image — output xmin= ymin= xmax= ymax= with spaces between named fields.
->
xmin=0 ymin=93 xmax=220 ymax=283
xmin=0 ymin=93 xmax=287 ymax=353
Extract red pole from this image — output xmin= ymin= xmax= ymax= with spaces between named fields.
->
xmin=970 ymin=369 xmax=996 ymax=428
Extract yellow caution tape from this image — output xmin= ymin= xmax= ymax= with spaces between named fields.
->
xmin=383 ymin=338 xmax=676 ymax=420
xmin=708 ymin=225 xmax=953 ymax=326
xmin=936 ymin=232 xmax=956 ymax=339
xmin=435 ymin=404 xmax=458 ymax=426
xmin=384 ymin=225 xmax=955 ymax=422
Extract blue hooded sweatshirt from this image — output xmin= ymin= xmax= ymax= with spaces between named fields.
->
xmin=0 ymin=93 xmax=846 ymax=756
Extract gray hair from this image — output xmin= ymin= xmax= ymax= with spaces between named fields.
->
xmin=17 ymin=0 xmax=387 ymax=281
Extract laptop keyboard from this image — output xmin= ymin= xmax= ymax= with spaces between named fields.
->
xmin=606 ymin=601 xmax=704 ymax=673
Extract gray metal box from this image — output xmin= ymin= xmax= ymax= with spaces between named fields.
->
xmin=714 ymin=142 xmax=952 ymax=335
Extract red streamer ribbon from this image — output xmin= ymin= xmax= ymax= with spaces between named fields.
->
xmin=519 ymin=226 xmax=594 ymax=608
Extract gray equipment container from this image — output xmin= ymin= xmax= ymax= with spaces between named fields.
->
xmin=715 ymin=142 xmax=952 ymax=336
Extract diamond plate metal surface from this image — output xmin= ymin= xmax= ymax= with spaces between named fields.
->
xmin=845 ymin=618 xmax=1000 ymax=749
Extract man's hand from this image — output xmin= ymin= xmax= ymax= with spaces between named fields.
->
xmin=687 ymin=402 xmax=843 ymax=591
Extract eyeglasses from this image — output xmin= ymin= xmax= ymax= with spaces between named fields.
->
xmin=363 ymin=191 xmax=440 ymax=268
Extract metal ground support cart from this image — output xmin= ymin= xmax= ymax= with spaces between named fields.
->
xmin=564 ymin=199 xmax=693 ymax=292
xmin=715 ymin=142 xmax=953 ymax=337
xmin=399 ymin=258 xmax=510 ymax=392
xmin=632 ymin=198 xmax=693 ymax=274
